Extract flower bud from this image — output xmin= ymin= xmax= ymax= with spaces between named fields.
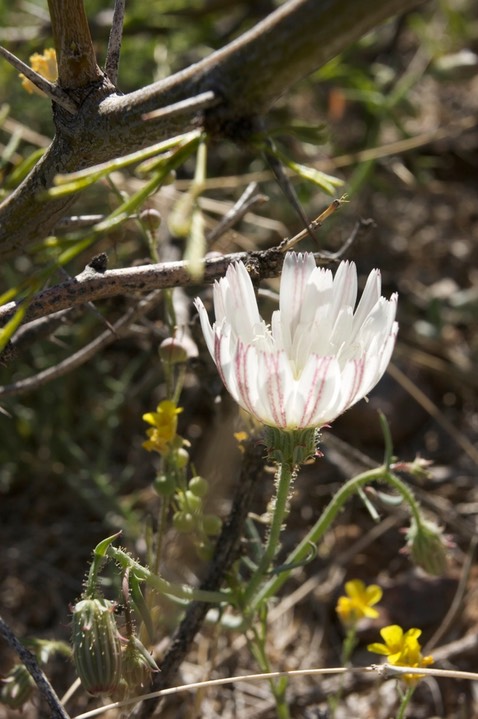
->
xmin=72 ymin=597 xmax=122 ymax=696
xmin=139 ymin=209 xmax=162 ymax=233
xmin=117 ymin=637 xmax=159 ymax=698
xmin=184 ymin=490 xmax=202 ymax=513
xmin=203 ymin=514 xmax=222 ymax=537
xmin=159 ymin=337 xmax=192 ymax=365
xmin=173 ymin=510 xmax=195 ymax=533
xmin=0 ymin=664 xmax=35 ymax=710
xmin=171 ymin=447 xmax=189 ymax=469
xmin=188 ymin=475 xmax=209 ymax=497
xmin=406 ymin=518 xmax=448 ymax=576
xmin=153 ymin=473 xmax=175 ymax=497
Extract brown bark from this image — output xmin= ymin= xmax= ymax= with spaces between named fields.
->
xmin=47 ymin=0 xmax=102 ymax=87
xmin=0 ymin=0 xmax=424 ymax=260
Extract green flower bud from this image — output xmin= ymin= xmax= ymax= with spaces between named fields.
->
xmin=203 ymin=514 xmax=222 ymax=536
xmin=173 ymin=510 xmax=195 ymax=533
xmin=406 ymin=518 xmax=448 ymax=576
xmin=0 ymin=664 xmax=35 ymax=710
xmin=188 ymin=475 xmax=209 ymax=497
xmin=171 ymin=447 xmax=189 ymax=469
xmin=153 ymin=473 xmax=175 ymax=497
xmin=72 ymin=597 xmax=122 ymax=696
xmin=184 ymin=489 xmax=202 ymax=513
xmin=117 ymin=637 xmax=159 ymax=698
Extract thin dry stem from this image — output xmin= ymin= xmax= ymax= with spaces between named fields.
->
xmin=104 ymin=0 xmax=125 ymax=85
xmin=0 ymin=45 xmax=77 ymax=113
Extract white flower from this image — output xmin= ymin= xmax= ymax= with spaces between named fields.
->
xmin=194 ymin=253 xmax=398 ymax=430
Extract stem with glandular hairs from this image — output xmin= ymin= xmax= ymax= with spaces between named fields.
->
xmin=242 ymin=461 xmax=296 ymax=608
xmin=250 ymin=466 xmax=422 ymax=613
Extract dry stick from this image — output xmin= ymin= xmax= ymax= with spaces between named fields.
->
xmin=0 ymin=291 xmax=161 ymax=397
xmin=206 ymin=182 xmax=269 ymax=245
xmin=56 ymin=265 xmax=116 ymax=334
xmin=0 ymin=45 xmax=77 ymax=113
xmin=0 ymin=247 xmax=287 ymax=327
xmin=141 ymin=90 xmax=218 ymax=122
xmin=104 ymin=0 xmax=125 ymax=85
xmin=136 ymin=433 xmax=266 ymax=719
xmin=9 ymin=309 xmax=72 ymax=352
xmin=75 ymin=663 xmax=478 ymax=719
xmin=0 ymin=212 xmax=368 ymax=331
xmin=262 ymin=139 xmax=315 ymax=243
xmin=0 ymin=0 xmax=425 ymax=258
xmin=0 ymin=615 xmax=71 ymax=719
xmin=54 ymin=215 xmax=107 ymax=230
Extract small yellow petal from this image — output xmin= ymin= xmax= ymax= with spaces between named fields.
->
xmin=365 ymin=584 xmax=383 ymax=605
xmin=344 ymin=579 xmax=364 ymax=598
xmin=367 ymin=642 xmax=390 ymax=656
xmin=142 ymin=412 xmax=157 ymax=426
xmin=380 ymin=625 xmax=403 ymax=649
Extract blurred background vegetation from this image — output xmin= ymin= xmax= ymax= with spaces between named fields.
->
xmin=1 ymin=0 xmax=478 ymax=717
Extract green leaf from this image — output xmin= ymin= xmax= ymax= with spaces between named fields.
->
xmin=5 ymin=148 xmax=46 ymax=189
xmin=269 ymin=123 xmax=328 ymax=145
xmin=285 ymin=158 xmax=344 ymax=195
xmin=44 ymin=131 xmax=202 ymax=199
xmin=0 ymin=303 xmax=27 ymax=353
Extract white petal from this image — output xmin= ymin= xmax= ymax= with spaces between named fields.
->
xmin=351 ymin=269 xmax=381 ymax=338
xmin=195 ymin=252 xmax=398 ymax=431
xmin=279 ymin=253 xmax=317 ymax=352
xmin=194 ymin=297 xmax=215 ymax=358
xmin=293 ymin=355 xmax=342 ymax=427
xmin=329 ymin=261 xmax=358 ymax=324
xmin=217 ymin=262 xmax=263 ymax=343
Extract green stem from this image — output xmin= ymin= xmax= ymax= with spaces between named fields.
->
xmin=107 ymin=546 xmax=229 ymax=605
xmin=242 ymin=462 xmax=295 ymax=607
xmin=396 ymin=685 xmax=415 ymax=719
xmin=248 ymin=621 xmax=290 ymax=719
xmin=250 ymin=466 xmax=422 ymax=612
xmin=328 ymin=625 xmax=358 ymax=717
xmin=152 ymin=496 xmax=169 ymax=577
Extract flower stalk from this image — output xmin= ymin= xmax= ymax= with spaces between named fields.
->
xmin=242 ymin=460 xmax=296 ymax=608
xmin=249 ymin=465 xmax=424 ymax=613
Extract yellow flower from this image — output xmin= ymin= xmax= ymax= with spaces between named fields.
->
xmin=368 ymin=624 xmax=434 ymax=683
xmin=336 ymin=579 xmax=382 ymax=626
xmin=20 ymin=48 xmax=58 ymax=95
xmin=142 ymin=400 xmax=182 ymax=455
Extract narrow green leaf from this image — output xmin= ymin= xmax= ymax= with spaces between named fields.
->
xmin=0 ymin=303 xmax=27 ymax=353
xmin=285 ymin=158 xmax=344 ymax=195
xmin=5 ymin=148 xmax=46 ymax=189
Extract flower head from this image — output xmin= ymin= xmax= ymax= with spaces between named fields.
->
xmin=142 ymin=400 xmax=182 ymax=454
xmin=20 ymin=48 xmax=58 ymax=95
xmin=195 ymin=253 xmax=398 ymax=430
xmin=368 ymin=624 xmax=434 ymax=684
xmin=336 ymin=579 xmax=382 ymax=626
